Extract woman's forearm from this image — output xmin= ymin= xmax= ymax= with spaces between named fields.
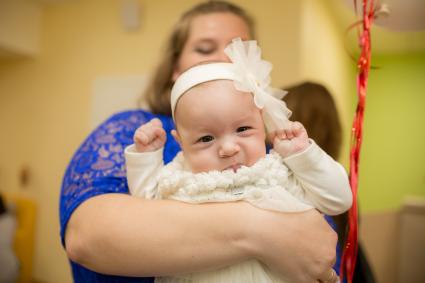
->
xmin=65 ymin=194 xmax=252 ymax=276
xmin=66 ymin=194 xmax=337 ymax=282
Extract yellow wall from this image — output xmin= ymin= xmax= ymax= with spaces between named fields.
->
xmin=0 ymin=0 xmax=41 ymax=56
xmin=0 ymin=1 xmax=352 ymax=282
xmin=298 ymin=0 xmax=356 ymax=167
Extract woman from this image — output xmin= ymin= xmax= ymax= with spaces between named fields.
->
xmin=61 ymin=2 xmax=338 ymax=283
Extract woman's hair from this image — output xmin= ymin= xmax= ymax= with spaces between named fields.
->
xmin=143 ymin=0 xmax=255 ymax=115
xmin=283 ymin=81 xmax=342 ymax=160
xmin=283 ymin=82 xmax=347 ymax=245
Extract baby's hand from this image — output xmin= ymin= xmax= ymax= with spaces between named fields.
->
xmin=272 ymin=121 xmax=310 ymax=158
xmin=134 ymin=118 xmax=166 ymax=152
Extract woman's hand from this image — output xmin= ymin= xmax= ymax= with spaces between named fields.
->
xmin=245 ymin=207 xmax=338 ymax=283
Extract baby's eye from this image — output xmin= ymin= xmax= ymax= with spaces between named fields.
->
xmin=197 ymin=135 xmax=214 ymax=143
xmin=237 ymin=126 xmax=252 ymax=133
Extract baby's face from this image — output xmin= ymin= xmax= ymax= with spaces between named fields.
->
xmin=173 ymin=80 xmax=266 ymax=173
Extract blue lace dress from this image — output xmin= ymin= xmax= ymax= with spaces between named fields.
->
xmin=59 ymin=109 xmax=341 ymax=282
xmin=60 ymin=110 xmax=179 ymax=282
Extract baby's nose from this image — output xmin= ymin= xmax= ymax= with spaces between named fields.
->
xmin=219 ymin=141 xmax=240 ymax=157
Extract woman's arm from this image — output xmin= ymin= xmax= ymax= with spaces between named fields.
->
xmin=65 ymin=194 xmax=337 ymax=282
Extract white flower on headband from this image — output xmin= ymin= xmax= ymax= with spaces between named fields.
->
xmin=224 ymin=38 xmax=291 ymax=131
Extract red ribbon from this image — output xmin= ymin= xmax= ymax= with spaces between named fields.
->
xmin=340 ymin=1 xmax=374 ymax=282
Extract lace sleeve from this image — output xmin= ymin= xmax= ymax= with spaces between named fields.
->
xmin=59 ymin=110 xmax=154 ymax=245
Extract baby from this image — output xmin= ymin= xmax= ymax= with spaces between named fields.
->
xmin=125 ymin=38 xmax=351 ymax=283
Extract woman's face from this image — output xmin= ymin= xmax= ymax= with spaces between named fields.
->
xmin=173 ymin=12 xmax=251 ymax=80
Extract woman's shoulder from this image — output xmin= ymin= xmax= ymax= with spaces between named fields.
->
xmin=104 ymin=109 xmax=172 ymax=125
xmin=90 ymin=109 xmax=173 ymax=142
xmin=101 ymin=110 xmax=147 ymax=128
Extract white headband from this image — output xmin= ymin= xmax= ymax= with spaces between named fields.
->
xmin=170 ymin=38 xmax=291 ymax=132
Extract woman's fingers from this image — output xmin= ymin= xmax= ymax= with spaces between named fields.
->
xmin=318 ymin=269 xmax=339 ymax=283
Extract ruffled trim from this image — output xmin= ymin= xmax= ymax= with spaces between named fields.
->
xmin=224 ymin=38 xmax=292 ymax=131
xmin=157 ymin=151 xmax=290 ymax=199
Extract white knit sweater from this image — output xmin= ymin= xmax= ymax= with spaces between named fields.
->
xmin=125 ymin=141 xmax=352 ymax=216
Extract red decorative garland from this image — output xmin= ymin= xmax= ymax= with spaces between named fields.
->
xmin=340 ymin=1 xmax=375 ymax=282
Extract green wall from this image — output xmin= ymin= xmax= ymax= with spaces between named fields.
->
xmin=358 ymin=52 xmax=425 ymax=212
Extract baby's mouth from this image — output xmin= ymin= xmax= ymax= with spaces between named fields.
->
xmin=224 ymin=163 xmax=242 ymax=172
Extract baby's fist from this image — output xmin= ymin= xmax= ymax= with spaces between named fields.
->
xmin=134 ymin=118 xmax=166 ymax=152
xmin=272 ymin=121 xmax=310 ymax=158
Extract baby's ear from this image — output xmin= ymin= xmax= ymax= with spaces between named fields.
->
xmin=171 ymin=129 xmax=182 ymax=146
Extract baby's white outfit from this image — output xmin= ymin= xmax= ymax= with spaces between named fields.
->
xmin=125 ymin=141 xmax=352 ymax=283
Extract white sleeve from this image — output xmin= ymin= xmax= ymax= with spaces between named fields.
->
xmin=283 ymin=140 xmax=353 ymax=215
xmin=124 ymin=144 xmax=164 ymax=199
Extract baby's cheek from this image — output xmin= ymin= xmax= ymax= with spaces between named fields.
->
xmin=248 ymin=140 xmax=267 ymax=164
xmin=189 ymin=153 xmax=217 ymax=173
